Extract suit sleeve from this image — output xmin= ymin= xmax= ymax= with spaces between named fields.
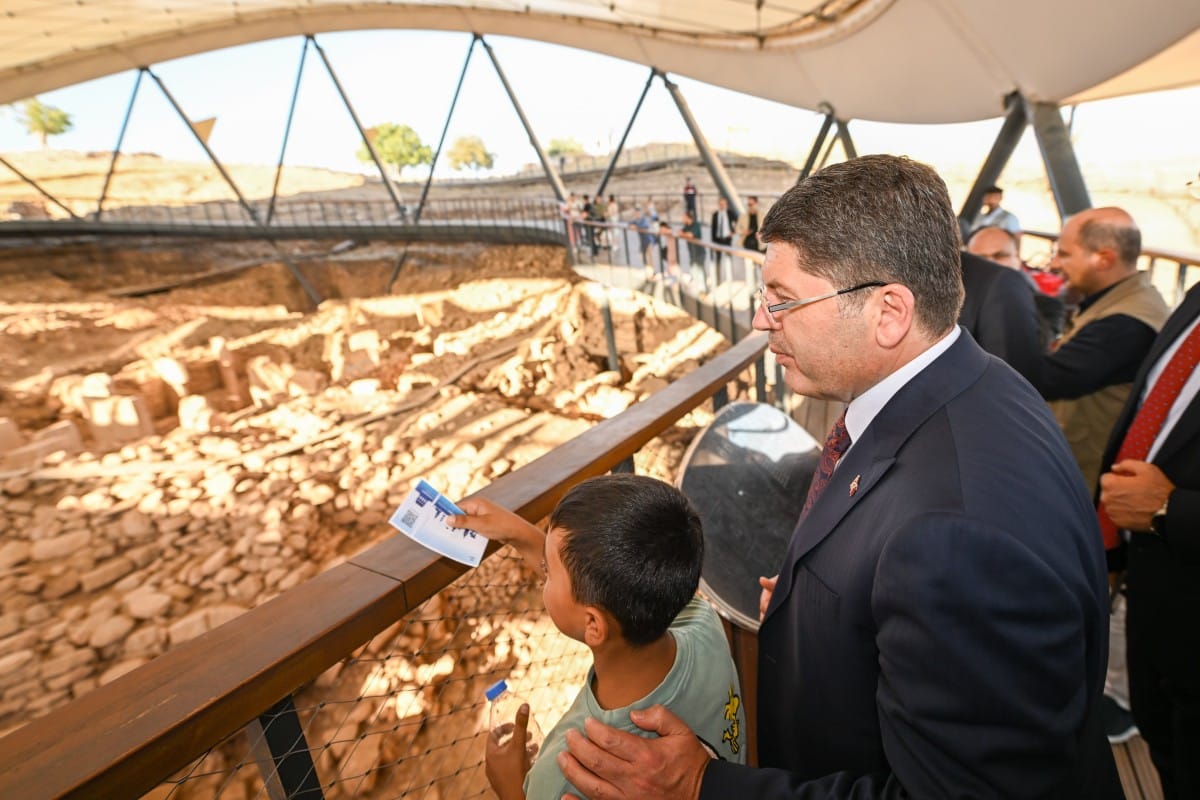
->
xmin=1164 ymin=486 xmax=1200 ymax=560
xmin=700 ymin=512 xmax=1095 ymax=799
xmin=972 ymin=267 xmax=1043 ymax=384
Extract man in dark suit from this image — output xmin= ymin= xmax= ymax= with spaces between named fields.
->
xmin=958 ymin=249 xmax=1043 ymax=382
xmin=556 ymin=155 xmax=1120 ymax=798
xmin=710 ymin=195 xmax=738 ymax=248
xmin=967 ymin=225 xmax=1066 ymax=349
xmin=1098 ymin=283 xmax=1200 ymax=797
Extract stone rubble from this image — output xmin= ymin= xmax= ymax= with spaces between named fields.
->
xmin=0 ymin=247 xmax=734 ymax=797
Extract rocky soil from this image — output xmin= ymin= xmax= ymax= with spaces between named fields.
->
xmin=0 ymin=232 xmax=736 ymax=798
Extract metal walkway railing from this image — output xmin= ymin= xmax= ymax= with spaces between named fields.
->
xmin=0 ymin=197 xmax=569 ymax=245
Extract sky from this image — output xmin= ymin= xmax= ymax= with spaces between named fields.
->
xmin=1 ymin=29 xmax=1198 ymax=187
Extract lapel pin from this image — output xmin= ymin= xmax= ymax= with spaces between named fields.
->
xmin=849 ymin=474 xmax=860 ymax=497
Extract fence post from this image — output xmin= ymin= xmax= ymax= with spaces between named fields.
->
xmin=246 ymin=694 xmax=324 ymax=800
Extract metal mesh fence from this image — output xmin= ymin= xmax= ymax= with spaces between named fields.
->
xmin=147 ymin=548 xmax=590 ymax=800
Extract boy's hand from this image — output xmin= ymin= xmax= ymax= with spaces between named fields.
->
xmin=449 ymin=498 xmax=544 ymax=570
xmin=486 ymin=703 xmax=535 ymax=800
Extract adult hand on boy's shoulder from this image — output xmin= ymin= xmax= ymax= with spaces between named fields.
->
xmin=559 ymin=706 xmax=708 ymax=800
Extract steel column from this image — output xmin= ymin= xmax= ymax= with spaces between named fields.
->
xmin=595 ymin=68 xmax=656 ymax=198
xmin=958 ymin=91 xmax=1027 ymax=236
xmin=835 ymin=116 xmax=857 ymax=160
xmin=1028 ymin=99 xmax=1091 ymax=220
xmin=661 ymin=73 xmax=744 ymax=219
xmin=147 ymin=68 xmax=262 ymax=225
xmin=0 ymin=155 xmax=79 ymax=219
xmin=267 ymin=38 xmax=311 ymax=225
xmin=309 ymin=36 xmax=407 ymax=218
xmin=481 ymin=38 xmax=567 ymax=203
xmin=148 ymin=68 xmax=322 ymax=306
xmin=96 ymin=68 xmax=144 ymax=220
xmin=798 ymin=109 xmax=835 ymax=181
xmin=415 ymin=34 xmax=478 ymax=224
xmin=246 ymin=695 xmax=324 ymax=800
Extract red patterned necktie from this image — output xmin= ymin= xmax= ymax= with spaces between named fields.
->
xmin=1097 ymin=321 xmax=1200 ymax=548
xmin=803 ymin=411 xmax=852 ymax=516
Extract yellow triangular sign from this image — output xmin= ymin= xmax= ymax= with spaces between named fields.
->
xmin=191 ymin=117 xmax=216 ymax=145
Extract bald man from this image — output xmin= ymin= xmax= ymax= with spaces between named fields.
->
xmin=1034 ymin=208 xmax=1170 ymax=490
xmin=968 ymin=225 xmax=1065 ymax=347
xmin=1028 ymin=207 xmax=1171 ymax=744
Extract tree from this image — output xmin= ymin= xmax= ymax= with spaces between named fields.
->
xmin=356 ymin=123 xmax=432 ymax=177
xmin=547 ymin=137 xmax=584 ymax=158
xmin=19 ymin=97 xmax=73 ymax=147
xmin=447 ymin=135 xmax=495 ymax=173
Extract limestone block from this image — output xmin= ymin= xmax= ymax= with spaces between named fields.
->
xmin=79 ymin=556 xmax=134 ymax=593
xmin=0 ymin=542 xmax=30 ymax=571
xmin=328 ymin=329 xmax=382 ymax=383
xmin=0 ymin=651 xmax=33 ymax=681
xmin=246 ymin=356 xmax=294 ymax=408
xmin=48 ymin=373 xmax=111 ymax=416
xmin=40 ymin=647 xmax=96 ymax=681
xmin=167 ymin=610 xmax=210 ymax=646
xmin=210 ymin=337 xmax=247 ymax=408
xmin=124 ymin=543 xmax=160 ymax=569
xmin=151 ymin=357 xmax=190 ymax=397
xmin=30 ymin=530 xmax=90 ymax=562
xmin=123 ymin=590 xmax=171 ymax=620
xmin=89 ymin=615 xmax=135 ymax=649
xmin=0 ymin=418 xmax=24 ymax=454
xmin=231 ymin=574 xmax=263 ymax=604
xmin=1 ymin=422 xmax=83 ymax=471
xmin=83 ymin=395 xmax=154 ymax=447
xmin=118 ymin=509 xmax=155 ymax=541
xmin=0 ymin=631 xmax=39 ymax=663
xmin=287 ymin=369 xmax=328 ymax=397
xmin=80 ymin=372 xmax=114 ymax=399
xmin=40 ymin=621 xmax=66 ymax=642
xmin=42 ymin=574 xmax=80 ymax=600
xmin=1 ymin=476 xmax=30 ymax=495
xmin=16 ymin=575 xmax=44 ymax=594
xmin=177 ymin=394 xmax=216 ymax=433
xmin=124 ymin=625 xmax=163 ymax=654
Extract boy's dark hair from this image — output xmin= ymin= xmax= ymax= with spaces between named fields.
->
xmin=549 ymin=474 xmax=704 ymax=648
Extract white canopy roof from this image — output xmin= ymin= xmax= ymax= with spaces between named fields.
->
xmin=2 ymin=0 xmax=1199 ymax=122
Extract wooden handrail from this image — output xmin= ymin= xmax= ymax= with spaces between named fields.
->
xmin=0 ymin=333 xmax=768 ymax=800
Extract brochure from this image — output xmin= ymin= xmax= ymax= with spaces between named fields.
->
xmin=388 ymin=479 xmax=485 ymax=567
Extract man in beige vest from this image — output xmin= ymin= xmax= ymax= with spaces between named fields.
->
xmin=1040 ymin=208 xmax=1169 ymax=489
xmin=1030 ymin=206 xmax=1169 ymax=745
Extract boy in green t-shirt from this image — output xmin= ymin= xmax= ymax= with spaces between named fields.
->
xmin=452 ymin=475 xmax=746 ymax=800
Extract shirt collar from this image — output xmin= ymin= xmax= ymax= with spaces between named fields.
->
xmin=844 ymin=326 xmax=961 ymax=445
xmin=1079 ymin=273 xmax=1134 ymax=312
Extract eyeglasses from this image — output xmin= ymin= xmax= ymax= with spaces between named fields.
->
xmin=756 ymin=281 xmax=887 ymax=326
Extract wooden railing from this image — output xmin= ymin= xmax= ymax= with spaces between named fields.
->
xmin=0 ymin=332 xmax=770 ymax=800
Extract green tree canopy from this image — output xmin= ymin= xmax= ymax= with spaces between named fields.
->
xmin=447 ymin=135 xmax=495 ymax=173
xmin=547 ymin=137 xmax=584 ymax=158
xmin=19 ymin=97 xmax=73 ymax=147
xmin=356 ymin=123 xmax=432 ymax=177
